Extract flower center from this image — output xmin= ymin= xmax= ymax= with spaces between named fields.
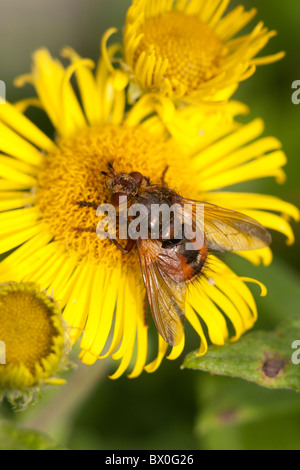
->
xmin=134 ymin=11 xmax=226 ymax=91
xmin=0 ymin=283 xmax=60 ymax=376
xmin=36 ymin=125 xmax=198 ymax=265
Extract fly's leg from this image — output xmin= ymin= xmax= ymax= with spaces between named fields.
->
xmin=72 ymin=200 xmax=99 ymax=233
xmin=72 ymin=227 xmax=96 ymax=233
xmin=110 ymin=238 xmax=135 ymax=254
xmin=73 ymin=200 xmax=134 ymax=253
xmin=74 ymin=200 xmax=99 ymax=210
xmin=161 ymin=165 xmax=169 ymax=187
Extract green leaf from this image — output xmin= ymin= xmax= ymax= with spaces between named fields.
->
xmin=195 ymin=375 xmax=300 ymax=450
xmin=0 ymin=421 xmax=66 ymax=450
xmin=183 ymin=316 xmax=300 ymax=391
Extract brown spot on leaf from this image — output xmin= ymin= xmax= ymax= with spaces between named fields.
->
xmin=262 ymin=358 xmax=286 ymax=378
xmin=218 ymin=409 xmax=238 ymax=425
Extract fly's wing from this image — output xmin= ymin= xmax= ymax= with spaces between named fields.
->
xmin=173 ymin=198 xmax=272 ymax=252
xmin=137 ymin=238 xmax=186 ymax=346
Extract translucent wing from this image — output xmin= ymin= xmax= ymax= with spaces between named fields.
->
xmin=137 ymin=238 xmax=186 ymax=346
xmin=175 ymin=198 xmax=272 ymax=252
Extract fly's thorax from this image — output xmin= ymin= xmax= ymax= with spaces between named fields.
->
xmin=134 ymin=188 xmax=179 ymax=240
xmin=135 ymin=188 xmax=170 ymax=209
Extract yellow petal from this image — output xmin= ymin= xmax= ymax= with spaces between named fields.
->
xmin=61 ymin=47 xmax=101 ymax=125
xmin=205 ymin=192 xmax=300 ymax=222
xmin=145 ymin=336 xmax=169 ymax=374
xmin=242 ymin=209 xmax=297 ymax=245
xmin=237 ymin=247 xmax=273 ymax=267
xmin=0 ymin=102 xmax=56 ymax=152
xmin=90 ymin=268 xmax=121 ymax=357
xmin=0 ymin=121 xmax=43 ymax=166
xmin=62 ymin=263 xmax=96 ymax=343
xmin=0 ymin=223 xmax=43 ymax=254
xmin=185 ymin=303 xmax=208 ymax=355
xmin=200 ymin=150 xmax=287 ymax=191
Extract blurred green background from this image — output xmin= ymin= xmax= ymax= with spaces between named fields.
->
xmin=0 ymin=0 xmax=300 ymax=450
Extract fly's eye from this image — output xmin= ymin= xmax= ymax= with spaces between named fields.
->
xmin=130 ymin=172 xmax=143 ymax=184
xmin=111 ymin=192 xmax=127 ymax=207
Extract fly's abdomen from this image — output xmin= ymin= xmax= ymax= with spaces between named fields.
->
xmin=176 ymin=243 xmax=208 ymax=282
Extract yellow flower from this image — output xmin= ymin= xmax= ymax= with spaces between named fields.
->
xmin=0 ymin=48 xmax=298 ymax=379
xmin=121 ymin=0 xmax=285 ymax=102
xmin=0 ymin=282 xmax=69 ymax=408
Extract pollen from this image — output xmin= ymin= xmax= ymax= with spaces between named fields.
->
xmin=0 ymin=282 xmax=66 ymax=390
xmin=36 ymin=124 xmax=198 ymax=265
xmin=133 ymin=11 xmax=226 ymax=92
